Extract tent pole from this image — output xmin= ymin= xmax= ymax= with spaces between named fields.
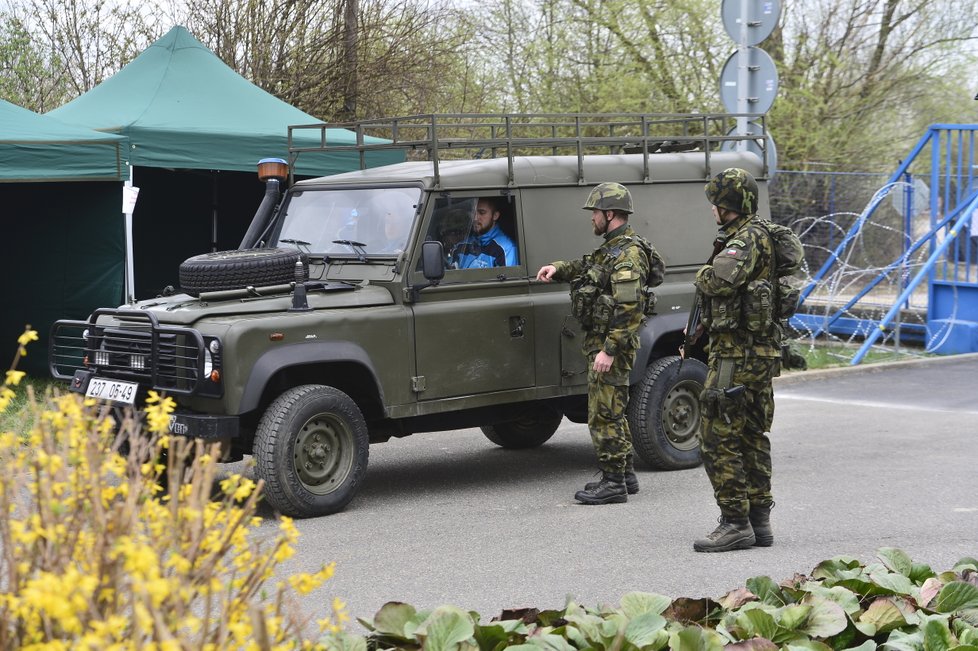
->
xmin=124 ymin=165 xmax=136 ymax=304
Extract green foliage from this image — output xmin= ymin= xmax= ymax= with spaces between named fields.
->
xmin=331 ymin=550 xmax=978 ymax=651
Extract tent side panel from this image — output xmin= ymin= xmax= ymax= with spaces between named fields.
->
xmin=2 ymin=182 xmax=124 ymax=375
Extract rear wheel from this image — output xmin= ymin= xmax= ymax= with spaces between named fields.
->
xmin=254 ymin=385 xmax=369 ymax=517
xmin=628 ymin=355 xmax=707 ymax=470
xmin=481 ymin=402 xmax=563 ymax=449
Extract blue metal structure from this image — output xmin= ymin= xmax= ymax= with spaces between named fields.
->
xmin=791 ymin=125 xmax=978 ymax=363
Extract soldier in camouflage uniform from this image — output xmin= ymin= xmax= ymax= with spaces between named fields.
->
xmin=690 ymin=168 xmax=780 ymax=551
xmin=536 ymin=182 xmax=665 ymax=504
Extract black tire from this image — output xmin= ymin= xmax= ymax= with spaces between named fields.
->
xmin=254 ymin=385 xmax=369 ymax=518
xmin=481 ymin=402 xmax=563 ymax=449
xmin=178 ymin=248 xmax=303 ymax=296
xmin=628 ymin=355 xmax=707 ymax=470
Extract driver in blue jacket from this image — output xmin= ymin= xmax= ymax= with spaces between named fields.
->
xmin=451 ymin=198 xmax=519 ymax=268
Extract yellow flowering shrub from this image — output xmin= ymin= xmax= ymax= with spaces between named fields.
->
xmin=0 ymin=328 xmax=347 ymax=650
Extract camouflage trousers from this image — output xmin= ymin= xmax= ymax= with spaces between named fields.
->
xmin=586 ymin=351 xmax=636 ymax=474
xmin=699 ymin=354 xmax=780 ymax=519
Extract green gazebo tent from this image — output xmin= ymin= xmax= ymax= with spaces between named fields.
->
xmin=44 ymin=25 xmax=400 ymax=301
xmin=0 ymin=101 xmax=130 ymax=373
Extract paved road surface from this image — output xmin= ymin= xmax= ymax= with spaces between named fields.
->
xmin=262 ymin=353 xmax=978 ymax=625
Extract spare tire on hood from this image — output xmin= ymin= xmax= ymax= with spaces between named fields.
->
xmin=179 ymin=248 xmax=306 ymax=297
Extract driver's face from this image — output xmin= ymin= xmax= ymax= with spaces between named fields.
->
xmin=472 ymin=200 xmax=499 ymax=236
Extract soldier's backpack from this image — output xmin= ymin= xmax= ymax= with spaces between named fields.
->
xmin=756 ymin=218 xmax=805 ymax=320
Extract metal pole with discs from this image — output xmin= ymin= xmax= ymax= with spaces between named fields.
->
xmin=719 ymin=0 xmax=781 ymax=176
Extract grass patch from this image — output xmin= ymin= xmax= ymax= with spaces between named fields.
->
xmin=795 ymin=341 xmax=933 ymax=370
xmin=0 ymin=375 xmax=56 ymax=437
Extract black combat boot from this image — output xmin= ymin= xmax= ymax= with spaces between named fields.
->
xmin=693 ymin=516 xmax=755 ymax=552
xmin=749 ymin=502 xmax=774 ymax=547
xmin=574 ymin=473 xmax=627 ymax=504
xmin=584 ymin=470 xmax=639 ymax=495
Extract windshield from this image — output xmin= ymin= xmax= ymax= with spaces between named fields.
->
xmin=271 ymin=187 xmax=421 ymax=256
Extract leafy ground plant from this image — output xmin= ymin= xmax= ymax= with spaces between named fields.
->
xmin=342 ymin=547 xmax=978 ymax=651
xmin=0 ymin=328 xmax=347 ymax=649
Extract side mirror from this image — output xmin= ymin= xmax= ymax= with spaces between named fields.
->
xmin=421 ymin=240 xmax=445 ymax=282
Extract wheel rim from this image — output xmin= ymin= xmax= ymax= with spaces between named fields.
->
xmin=293 ymin=413 xmax=354 ymax=495
xmin=660 ymin=379 xmax=702 ymax=452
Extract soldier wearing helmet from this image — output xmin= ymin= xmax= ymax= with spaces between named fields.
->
xmin=687 ymin=167 xmax=781 ymax=552
xmin=536 ymin=182 xmax=665 ymax=505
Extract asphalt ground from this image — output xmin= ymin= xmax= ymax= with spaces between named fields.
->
xmin=268 ymin=353 xmax=978 ymax=625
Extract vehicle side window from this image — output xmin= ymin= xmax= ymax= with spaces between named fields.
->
xmin=424 ymin=196 xmax=520 ymax=270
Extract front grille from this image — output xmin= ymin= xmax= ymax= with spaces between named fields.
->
xmin=50 ymin=309 xmax=207 ymax=395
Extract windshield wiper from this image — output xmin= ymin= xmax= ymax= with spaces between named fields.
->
xmin=332 ymin=239 xmax=368 ymax=262
xmin=279 ymin=238 xmax=312 ymax=254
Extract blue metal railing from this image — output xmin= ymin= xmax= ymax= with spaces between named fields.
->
xmin=791 ymin=124 xmax=978 ymax=363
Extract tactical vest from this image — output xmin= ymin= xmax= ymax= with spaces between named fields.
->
xmin=570 ymin=233 xmax=657 ymax=333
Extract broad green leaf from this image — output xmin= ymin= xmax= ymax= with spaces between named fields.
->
xmin=624 ymin=613 xmax=668 ymax=648
xmin=562 ymin=611 xmax=602 ymax=641
xmin=922 ymin=617 xmax=953 ymax=651
xmin=837 ymin=577 xmax=896 ymax=598
xmin=804 ymin=585 xmax=862 ymax=615
xmin=472 ymin=621 xmax=526 ymax=651
xmin=735 ymin=608 xmax=777 ymax=640
xmin=954 ymin=558 xmax=978 ymax=573
xmin=504 ymin=646 xmax=540 ymax=651
xmin=869 ymin=571 xmax=916 ymax=596
xmin=778 ymin=604 xmax=812 ymax=632
xmin=909 ymin=562 xmax=936 ymax=584
xmin=934 ymin=582 xmax=978 ymax=613
xmin=860 ymin=598 xmax=909 ymax=634
xmin=522 ymin=633 xmax=576 ymax=651
xmin=882 ymin=629 xmax=924 ymax=651
xmin=747 ymin=576 xmax=787 ymax=607
xmin=800 ymin=596 xmax=848 ymax=638
xmin=416 ymin=605 xmax=475 ymax=651
xmin=321 ymin=631 xmax=369 ymax=651
xmin=958 ymin=621 xmax=978 ymax=643
xmin=842 ymin=641 xmax=877 ymax=651
xmin=878 ymin=548 xmax=914 ymax=577
xmin=561 ymin=624 xmax=589 ymax=649
xmin=812 ymin=558 xmax=862 ymax=583
xmin=669 ymin=626 xmax=725 ymax=651
xmin=621 ymin=592 xmax=673 ymax=618
xmin=372 ymin=602 xmax=418 ymax=637
xmin=854 ymin=621 xmax=877 ymax=638
xmin=784 ymin=641 xmax=833 ymax=651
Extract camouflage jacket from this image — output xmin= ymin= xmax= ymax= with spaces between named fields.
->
xmin=552 ymin=224 xmax=665 ymax=358
xmin=695 ymin=214 xmax=780 ymax=358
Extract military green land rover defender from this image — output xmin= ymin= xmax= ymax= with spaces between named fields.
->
xmin=50 ymin=114 xmax=774 ymax=518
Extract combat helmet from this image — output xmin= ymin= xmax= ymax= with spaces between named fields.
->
xmin=705 ymin=168 xmax=758 ymax=215
xmin=582 ymin=182 xmax=633 ymax=214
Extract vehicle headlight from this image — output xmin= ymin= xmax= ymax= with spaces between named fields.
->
xmin=203 ymin=348 xmax=213 ymax=377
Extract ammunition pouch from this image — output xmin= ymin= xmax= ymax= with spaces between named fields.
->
xmin=642 ymin=286 xmax=658 ymax=317
xmin=570 ymin=263 xmax=611 ymax=332
xmin=744 ymin=279 xmax=774 ymax=333
xmin=706 ymin=294 xmax=741 ymax=332
xmin=699 ymin=387 xmax=740 ymax=419
xmin=776 ymin=277 xmax=801 ymax=320
xmin=592 ymin=293 xmax=615 ymax=334
xmin=781 ymin=343 xmax=808 ymax=370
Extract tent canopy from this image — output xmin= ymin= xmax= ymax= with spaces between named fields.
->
xmin=48 ymin=25 xmax=400 ymax=176
xmin=0 ymin=100 xmax=127 ymax=182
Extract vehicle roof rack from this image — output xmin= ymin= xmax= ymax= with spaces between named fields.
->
xmin=287 ymin=113 xmax=771 ymax=188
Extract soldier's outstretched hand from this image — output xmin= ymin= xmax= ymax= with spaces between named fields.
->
xmin=536 ymin=265 xmax=557 ymax=282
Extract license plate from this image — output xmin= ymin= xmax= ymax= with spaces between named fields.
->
xmin=85 ymin=378 xmax=138 ymax=405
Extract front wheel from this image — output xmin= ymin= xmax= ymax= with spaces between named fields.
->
xmin=481 ymin=402 xmax=563 ymax=449
xmin=628 ymin=355 xmax=707 ymax=470
xmin=254 ymin=385 xmax=369 ymax=518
